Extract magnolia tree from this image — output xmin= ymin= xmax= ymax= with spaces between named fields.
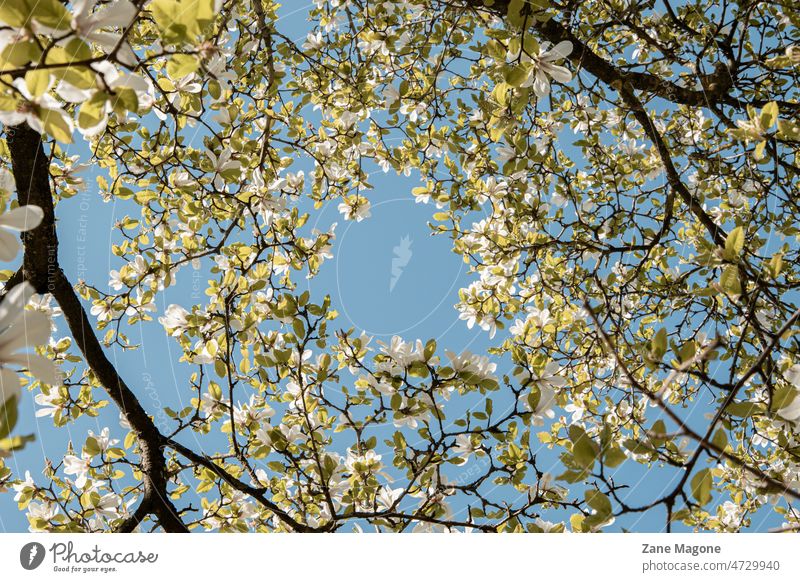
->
xmin=0 ymin=0 xmax=799 ymax=533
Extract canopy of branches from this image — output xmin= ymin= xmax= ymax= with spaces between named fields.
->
xmin=0 ymin=0 xmax=799 ymax=533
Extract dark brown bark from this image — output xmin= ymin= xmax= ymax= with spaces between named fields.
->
xmin=464 ymin=0 xmax=795 ymax=112
xmin=6 ymin=123 xmax=188 ymax=533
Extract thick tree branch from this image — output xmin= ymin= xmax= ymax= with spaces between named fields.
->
xmin=5 ymin=123 xmax=188 ymax=533
xmin=464 ymin=0 xmax=796 ymax=111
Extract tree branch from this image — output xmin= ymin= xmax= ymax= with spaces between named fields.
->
xmin=5 ymin=123 xmax=188 ymax=533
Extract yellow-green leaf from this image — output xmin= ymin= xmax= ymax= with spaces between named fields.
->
xmin=25 ymin=69 xmax=51 ymax=97
xmin=690 ymin=468 xmax=713 ymax=505
xmin=39 ymin=108 xmax=73 ymax=143
xmin=723 ymin=226 xmax=745 ymax=261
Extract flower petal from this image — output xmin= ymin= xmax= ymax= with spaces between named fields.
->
xmin=0 ymin=205 xmax=43 ymax=232
xmin=0 ymin=229 xmax=21 ymax=261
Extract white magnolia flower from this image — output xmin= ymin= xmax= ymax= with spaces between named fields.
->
xmin=365 ymin=374 xmax=395 ymax=395
xmin=445 ymin=349 xmax=497 ymax=382
xmin=0 ymin=283 xmax=59 ymax=394
xmin=735 ymin=114 xmax=770 ymax=142
xmin=233 ymin=394 xmax=274 ymax=427
xmin=89 ymin=301 xmax=114 ymax=322
xmin=377 ymin=336 xmax=426 ymax=368
xmin=399 ymin=101 xmax=426 ymax=122
xmin=303 ymin=31 xmax=324 ymax=51
xmin=376 ymin=486 xmax=403 ymax=511
xmin=254 ymin=426 xmax=273 ymax=447
xmin=0 ymin=168 xmax=14 ymax=195
xmin=27 ymin=500 xmax=59 ymax=528
xmin=88 ymin=427 xmax=119 ymax=451
xmin=200 ymin=391 xmax=230 ymax=416
xmin=58 ymin=61 xmax=152 ymax=136
xmin=0 ymin=78 xmax=73 ymax=137
xmin=0 ymin=205 xmax=44 ymax=261
xmin=28 ymin=293 xmax=62 ymax=324
xmin=337 ymin=196 xmax=371 ymax=221
xmin=12 ymin=470 xmax=35 ymax=501
xmin=719 ymin=500 xmax=744 ymax=530
xmin=279 ymin=422 xmax=303 ymax=442
xmin=496 ymin=144 xmax=516 ymax=163
xmin=34 ymin=387 xmax=64 ymax=418
xmin=108 ymin=269 xmax=124 ymax=291
xmin=63 ymin=453 xmax=93 ymax=488
xmin=159 ymin=304 xmax=190 ymax=336
xmin=776 ymin=366 xmax=800 ymax=427
xmin=451 ymin=433 xmax=479 ymax=461
xmin=520 ymin=41 xmax=573 ymax=97
xmin=193 ymin=339 xmax=219 ymax=364
xmin=518 ymin=363 xmax=565 ymax=424
xmin=345 ymin=449 xmax=382 ymax=473
xmin=383 ymin=84 xmax=401 ymax=108
xmin=93 ymin=493 xmax=123 ymax=519
xmin=207 ymin=148 xmax=241 ymax=191
xmin=564 ymin=402 xmax=585 ymax=423
xmin=783 ymin=363 xmax=800 ymax=388
xmin=69 ymin=0 xmax=138 ymax=65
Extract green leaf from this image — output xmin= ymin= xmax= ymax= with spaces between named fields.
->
xmin=759 ymin=101 xmax=778 ymax=130
xmin=690 ymin=468 xmax=713 ymax=505
xmin=214 ymin=359 xmax=227 ymax=378
xmin=0 ymin=2 xmax=29 ymax=27
xmin=166 ymin=54 xmax=200 ymax=79
xmin=505 ymin=0 xmax=525 ymax=28
xmin=650 ymin=328 xmax=668 ymax=361
xmin=30 ymin=0 xmax=71 ymax=29
xmin=292 ymin=318 xmax=305 ymax=339
xmin=150 ymin=0 xmax=215 ymax=44
xmin=84 ymin=436 xmax=102 ymax=456
xmin=110 ymin=87 xmax=139 ymax=114
xmin=0 ymin=0 xmax=70 ymax=30
xmin=723 ymin=226 xmax=745 ymax=261
xmin=623 ymin=438 xmax=653 ymax=456
xmin=569 ymin=425 xmax=598 ymax=469
xmin=78 ymin=92 xmax=108 ymax=130
xmin=711 ymin=429 xmax=728 ymax=451
xmin=719 ymin=265 xmax=741 ymax=296
xmin=0 ymin=395 xmax=19 ymax=440
xmin=754 ymin=139 xmax=767 ymax=161
xmin=25 ymin=69 xmax=51 ymax=98
xmin=585 ymin=489 xmax=612 ymax=514
xmin=649 ymin=419 xmax=667 ymax=446
xmin=771 ymin=384 xmax=798 ymax=413
xmin=769 ymin=253 xmax=784 ymax=279
xmin=725 ymin=401 xmax=764 ymax=418
xmin=0 ymin=433 xmax=34 ymax=453
xmin=777 ymin=119 xmax=800 ymax=141
xmin=1 ymin=40 xmax=42 ymax=68
xmin=503 ymin=64 xmax=530 ymax=87
xmin=424 ymin=339 xmax=436 ymax=360
xmin=39 ymin=109 xmax=73 ymax=142
xmin=604 ymin=447 xmax=627 ymax=468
